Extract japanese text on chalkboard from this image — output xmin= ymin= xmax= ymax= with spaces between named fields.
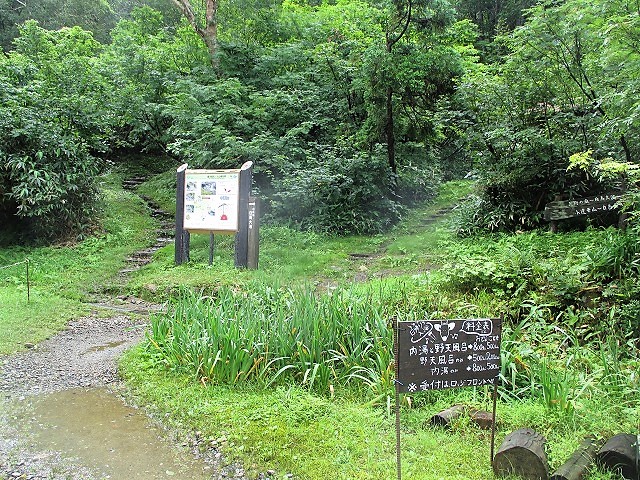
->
xmin=396 ymin=318 xmax=501 ymax=393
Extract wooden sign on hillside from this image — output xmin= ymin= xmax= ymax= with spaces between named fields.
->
xmin=544 ymin=193 xmax=623 ymax=221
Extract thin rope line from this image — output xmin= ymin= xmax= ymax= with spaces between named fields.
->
xmin=0 ymin=260 xmax=28 ymax=271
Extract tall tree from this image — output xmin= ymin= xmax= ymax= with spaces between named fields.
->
xmin=384 ymin=0 xmax=413 ymax=175
xmin=170 ymin=0 xmax=219 ymax=67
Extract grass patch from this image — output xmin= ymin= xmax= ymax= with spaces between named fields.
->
xmin=0 ymin=287 xmax=81 ymax=353
xmin=121 ymin=345 xmax=633 ymax=480
xmin=0 ymin=171 xmax=157 ymax=354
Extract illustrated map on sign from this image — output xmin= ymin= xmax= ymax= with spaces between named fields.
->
xmin=396 ymin=318 xmax=501 ymax=393
xmin=183 ymin=170 xmax=240 ymax=232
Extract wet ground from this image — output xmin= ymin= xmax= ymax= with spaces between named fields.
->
xmin=0 ymin=308 xmax=217 ymax=479
xmin=1 ymin=388 xmax=214 ymax=480
xmin=0 ymin=180 xmax=263 ymax=480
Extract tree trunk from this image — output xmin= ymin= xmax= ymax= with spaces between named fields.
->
xmin=385 ymin=84 xmax=397 ymax=175
xmin=171 ymin=0 xmax=219 ymax=68
xmin=383 ymin=0 xmax=411 ymax=177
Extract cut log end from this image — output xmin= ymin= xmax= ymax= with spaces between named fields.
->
xmin=597 ymin=434 xmax=639 ymax=480
xmin=493 ymin=428 xmax=549 ymax=480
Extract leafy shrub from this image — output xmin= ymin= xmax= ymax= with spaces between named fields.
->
xmin=0 ymin=38 xmax=101 ymax=241
xmin=270 ymin=147 xmax=404 ymax=235
xmin=396 ymin=163 xmax=441 ymax=206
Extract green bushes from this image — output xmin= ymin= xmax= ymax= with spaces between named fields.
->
xmin=440 ymin=229 xmax=640 ymax=342
xmin=271 ymin=148 xmax=405 ymax=235
xmin=0 ymin=23 xmax=104 ymax=241
xmin=498 ymin=306 xmax=639 ymax=416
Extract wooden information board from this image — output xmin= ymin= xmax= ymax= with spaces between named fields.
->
xmin=183 ymin=169 xmax=241 ymax=233
xmin=396 ymin=318 xmax=501 ymax=393
xmin=544 ymin=193 xmax=622 ymax=221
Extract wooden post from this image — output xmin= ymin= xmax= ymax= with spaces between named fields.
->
xmin=247 ymin=196 xmax=260 ymax=269
xmin=209 ymin=232 xmax=215 ymax=266
xmin=619 ymin=212 xmax=629 ymax=231
xmin=470 ymin=408 xmax=495 ymax=430
xmin=175 ymin=164 xmax=188 ymax=265
xmin=597 ymin=433 xmax=638 ymax=480
xmin=493 ymin=428 xmax=549 ymax=480
xmin=183 ymin=230 xmax=190 ymax=263
xmin=550 ymin=436 xmax=599 ymax=480
xmin=234 ymin=161 xmax=253 ymax=268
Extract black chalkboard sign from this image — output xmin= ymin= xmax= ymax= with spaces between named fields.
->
xmin=396 ymin=319 xmax=501 ymax=393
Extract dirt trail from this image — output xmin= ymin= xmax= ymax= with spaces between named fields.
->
xmin=0 ymin=179 xmax=258 ymax=480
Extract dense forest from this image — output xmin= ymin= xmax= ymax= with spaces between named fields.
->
xmin=2 ymin=0 xmax=637 ymax=241
xmin=1 ymin=3 xmax=639 ymax=477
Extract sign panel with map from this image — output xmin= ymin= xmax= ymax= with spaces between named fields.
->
xmin=396 ymin=318 xmax=501 ymax=393
xmin=183 ymin=169 xmax=241 ymax=232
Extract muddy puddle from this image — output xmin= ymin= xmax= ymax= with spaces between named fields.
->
xmin=22 ymin=388 xmax=213 ymax=479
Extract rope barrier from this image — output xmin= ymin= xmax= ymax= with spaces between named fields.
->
xmin=0 ymin=259 xmax=29 ymax=271
xmin=0 ymin=258 xmax=31 ymax=302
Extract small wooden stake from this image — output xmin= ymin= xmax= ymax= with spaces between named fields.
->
xmin=394 ymin=318 xmax=402 ymax=480
xmin=26 ymin=258 xmax=30 ymax=303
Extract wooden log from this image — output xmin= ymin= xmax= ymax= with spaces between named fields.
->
xmin=429 ymin=405 xmax=465 ymax=428
xmin=596 ymin=433 xmax=638 ymax=480
xmin=550 ymin=436 xmax=599 ymax=480
xmin=493 ymin=428 xmax=549 ymax=480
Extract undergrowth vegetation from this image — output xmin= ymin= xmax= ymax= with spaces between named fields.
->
xmin=147 ymin=285 xmax=393 ymax=395
xmin=133 ymin=170 xmax=638 ymax=480
xmin=145 ymin=276 xmax=639 ymax=417
xmin=2 ymin=175 xmax=638 ymax=479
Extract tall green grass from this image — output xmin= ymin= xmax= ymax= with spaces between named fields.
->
xmin=147 ymin=284 xmax=393 ymax=395
xmin=146 ymin=279 xmax=640 ymax=418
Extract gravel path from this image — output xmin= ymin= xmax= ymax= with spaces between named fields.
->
xmin=0 ymin=311 xmax=145 ymax=398
xmin=0 ymin=305 xmax=270 ymax=480
xmin=0 ymin=308 xmax=145 ymax=479
xmin=0 ymin=184 xmax=275 ymax=480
